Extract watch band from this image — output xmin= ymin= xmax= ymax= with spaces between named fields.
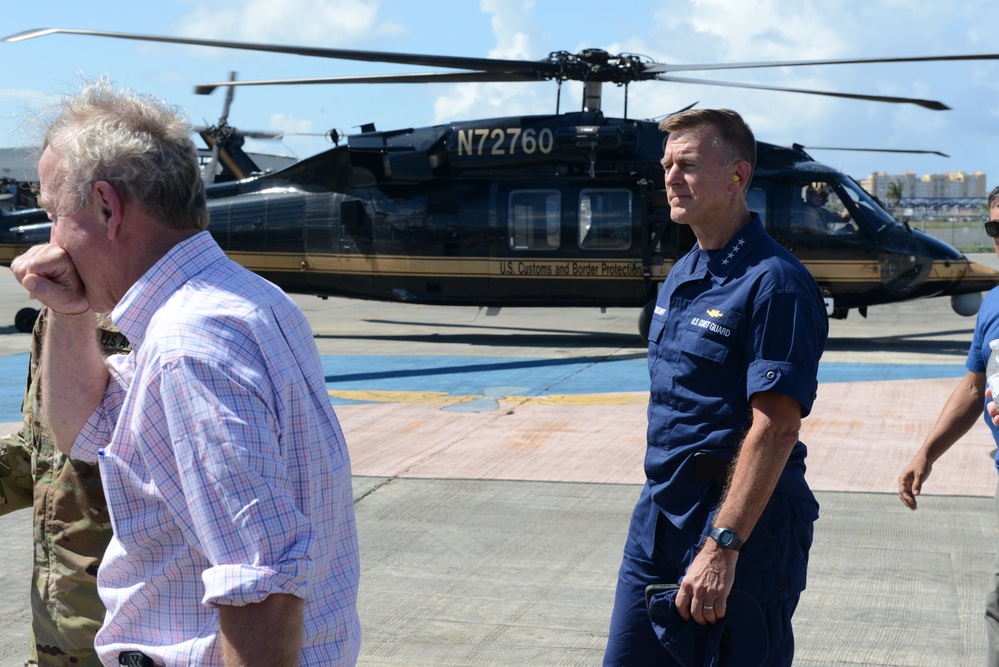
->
xmin=708 ymin=527 xmax=744 ymax=552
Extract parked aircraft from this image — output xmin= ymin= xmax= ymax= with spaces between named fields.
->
xmin=2 ymin=29 xmax=997 ymax=338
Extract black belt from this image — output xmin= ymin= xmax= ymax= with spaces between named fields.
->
xmin=119 ymin=652 xmax=156 ymax=667
xmin=693 ymin=452 xmax=731 ymax=486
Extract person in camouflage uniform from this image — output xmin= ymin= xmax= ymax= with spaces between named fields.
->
xmin=0 ymin=308 xmax=129 ymax=667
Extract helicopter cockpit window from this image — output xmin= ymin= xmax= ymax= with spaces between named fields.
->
xmin=509 ymin=190 xmax=561 ymax=250
xmin=578 ymin=189 xmax=631 ymax=250
xmin=838 ymin=176 xmax=905 ymax=234
xmin=790 ymin=181 xmax=859 ymax=236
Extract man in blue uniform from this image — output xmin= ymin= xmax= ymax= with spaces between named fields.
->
xmin=900 ymin=184 xmax=999 ymax=667
xmin=603 ymin=108 xmax=828 ymax=666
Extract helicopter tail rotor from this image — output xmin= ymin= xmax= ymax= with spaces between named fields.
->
xmin=201 ymin=72 xmax=237 ymax=183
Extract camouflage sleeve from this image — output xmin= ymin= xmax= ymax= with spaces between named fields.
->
xmin=0 ymin=309 xmax=42 ymax=514
xmin=0 ymin=430 xmax=33 ymax=513
xmin=0 ymin=311 xmax=129 ymax=515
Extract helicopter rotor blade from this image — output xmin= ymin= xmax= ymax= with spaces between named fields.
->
xmin=797 ymin=146 xmax=950 ymax=157
xmin=646 ymin=53 xmax=999 ymax=74
xmin=194 ymin=70 xmax=536 ymax=94
xmin=219 ymin=72 xmax=236 ymax=122
xmin=653 ymin=74 xmax=950 ymax=110
xmin=6 ymin=27 xmax=990 ymax=111
xmin=202 ymin=72 xmax=238 ymax=184
xmin=204 ymin=136 xmax=222 ymax=184
xmin=3 ymin=28 xmax=548 ymax=75
xmin=12 ymin=27 xmax=999 ymax=79
xmin=192 ymin=125 xmax=285 ymax=140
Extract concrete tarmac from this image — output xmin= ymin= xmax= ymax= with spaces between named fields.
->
xmin=0 ymin=257 xmax=997 ymax=666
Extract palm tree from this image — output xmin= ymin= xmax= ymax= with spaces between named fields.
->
xmin=886 ymin=180 xmax=904 ymax=210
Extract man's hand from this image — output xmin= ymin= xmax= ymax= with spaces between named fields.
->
xmin=10 ymin=244 xmax=88 ymax=315
xmin=898 ymin=455 xmax=931 ymax=510
xmin=674 ymin=539 xmax=738 ymax=625
xmin=987 ymin=386 xmax=999 ymax=427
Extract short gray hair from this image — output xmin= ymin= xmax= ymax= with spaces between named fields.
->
xmin=43 ymin=76 xmax=208 ymax=231
xmin=659 ymin=108 xmax=756 ymax=175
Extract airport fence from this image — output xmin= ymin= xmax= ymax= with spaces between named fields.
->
xmin=908 ymin=217 xmax=990 ymax=253
xmin=889 ymin=204 xmax=990 ymax=252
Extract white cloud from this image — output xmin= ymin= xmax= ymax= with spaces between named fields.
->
xmin=431 ymin=0 xmax=550 ymax=124
xmin=481 ymin=0 xmax=535 ymax=59
xmin=269 ymin=112 xmax=316 ymax=135
xmin=242 ymin=112 xmax=330 ymax=158
xmin=0 ymin=88 xmax=51 ymax=104
xmin=175 ymin=0 xmax=405 ymax=45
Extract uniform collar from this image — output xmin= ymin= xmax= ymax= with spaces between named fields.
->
xmin=700 ymin=213 xmax=765 ymax=282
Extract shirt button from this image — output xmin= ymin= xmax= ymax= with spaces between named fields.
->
xmin=765 ymin=371 xmax=777 ymax=380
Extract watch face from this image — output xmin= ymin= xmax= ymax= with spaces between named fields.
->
xmin=711 ymin=528 xmax=741 ymax=551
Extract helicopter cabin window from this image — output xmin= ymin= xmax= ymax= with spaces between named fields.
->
xmin=578 ymin=189 xmax=632 ymax=250
xmin=509 ymin=190 xmax=561 ymax=250
xmin=790 ymin=181 xmax=859 ymax=236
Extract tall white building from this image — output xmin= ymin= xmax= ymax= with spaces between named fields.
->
xmin=861 ymin=170 xmax=987 ymax=199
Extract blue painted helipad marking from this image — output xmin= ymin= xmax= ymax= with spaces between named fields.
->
xmin=320 ymin=354 xmax=649 ymax=402
xmin=0 ymin=353 xmax=27 ymax=422
xmin=0 ymin=353 xmax=970 ymax=422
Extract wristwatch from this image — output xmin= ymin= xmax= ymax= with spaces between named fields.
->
xmin=708 ymin=527 xmax=744 ymax=552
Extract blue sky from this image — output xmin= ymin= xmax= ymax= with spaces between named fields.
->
xmin=1 ymin=0 xmax=997 ymax=186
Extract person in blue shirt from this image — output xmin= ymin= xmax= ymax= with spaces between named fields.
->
xmin=603 ymin=108 xmax=828 ymax=666
xmin=900 ymin=184 xmax=999 ymax=667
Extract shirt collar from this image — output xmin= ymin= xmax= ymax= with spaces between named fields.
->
xmin=111 ymin=231 xmax=224 ymax=350
xmin=703 ymin=212 xmax=766 ymax=282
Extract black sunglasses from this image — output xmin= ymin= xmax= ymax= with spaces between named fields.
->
xmin=986 ymin=220 xmax=999 ymax=238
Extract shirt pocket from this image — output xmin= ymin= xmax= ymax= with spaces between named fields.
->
xmin=670 ymin=306 xmax=743 ymax=413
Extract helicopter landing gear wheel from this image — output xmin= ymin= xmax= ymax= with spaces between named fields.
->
xmin=15 ymin=307 xmax=39 ymax=334
xmin=638 ymin=299 xmax=656 ymax=344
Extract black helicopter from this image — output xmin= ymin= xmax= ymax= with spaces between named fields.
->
xmin=2 ymin=28 xmax=998 ymax=339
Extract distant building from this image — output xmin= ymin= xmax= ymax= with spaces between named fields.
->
xmin=861 ymin=170 xmax=987 ymax=199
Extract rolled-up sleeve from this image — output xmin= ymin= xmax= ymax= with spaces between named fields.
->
xmin=153 ymin=356 xmax=314 ymax=606
xmin=746 ymin=286 xmax=826 ymax=416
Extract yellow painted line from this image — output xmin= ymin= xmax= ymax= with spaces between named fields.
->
xmin=506 ymin=393 xmax=646 ymax=406
xmin=328 ymin=389 xmax=646 ymax=405
xmin=329 ymin=390 xmax=472 ymax=404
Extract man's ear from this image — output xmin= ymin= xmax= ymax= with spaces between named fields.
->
xmin=92 ymin=181 xmax=122 ymax=241
xmin=732 ymin=161 xmax=752 ymax=190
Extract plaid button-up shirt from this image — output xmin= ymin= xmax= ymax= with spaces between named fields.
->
xmin=74 ymin=232 xmax=360 ymax=665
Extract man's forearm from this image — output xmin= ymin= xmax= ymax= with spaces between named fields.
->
xmin=917 ymin=370 xmax=983 ymax=465
xmin=219 ymin=593 xmax=304 ymax=666
xmin=41 ymin=312 xmax=108 ymax=455
xmin=713 ymin=392 xmax=801 ymax=541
